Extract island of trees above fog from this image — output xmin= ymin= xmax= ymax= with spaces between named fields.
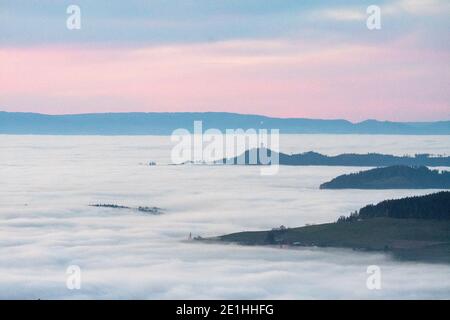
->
xmin=199 ymin=192 xmax=450 ymax=263
xmin=320 ymin=165 xmax=450 ymax=189
xmin=341 ymin=191 xmax=450 ymax=221
xmin=220 ymin=148 xmax=450 ymax=167
xmin=89 ymin=204 xmax=162 ymax=214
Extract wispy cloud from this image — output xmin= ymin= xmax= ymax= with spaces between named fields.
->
xmin=309 ymin=7 xmax=367 ymax=22
xmin=0 ymin=1 xmax=449 ymax=120
xmin=385 ymin=0 xmax=450 ymax=15
xmin=1 ymin=34 xmax=449 ymax=121
xmin=310 ymin=0 xmax=450 ymax=23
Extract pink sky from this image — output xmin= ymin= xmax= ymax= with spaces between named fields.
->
xmin=1 ymin=38 xmax=449 ymax=121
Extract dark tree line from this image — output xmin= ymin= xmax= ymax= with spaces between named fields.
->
xmin=337 ymin=191 xmax=450 ymax=222
xmin=224 ymin=148 xmax=450 ymax=167
xmin=321 ymin=165 xmax=450 ymax=189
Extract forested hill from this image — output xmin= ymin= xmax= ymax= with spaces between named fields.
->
xmin=206 ymin=192 xmax=450 ymax=263
xmin=354 ymin=191 xmax=450 ymax=220
xmin=213 ymin=216 xmax=450 ymax=263
xmin=221 ymin=148 xmax=450 ymax=167
xmin=320 ymin=166 xmax=450 ymax=189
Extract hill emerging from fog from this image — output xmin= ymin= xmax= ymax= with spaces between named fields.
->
xmin=221 ymin=148 xmax=450 ymax=167
xmin=320 ymin=166 xmax=450 ymax=189
xmin=1 ymin=111 xmax=450 ymax=135
xmin=203 ymin=192 xmax=450 ymax=263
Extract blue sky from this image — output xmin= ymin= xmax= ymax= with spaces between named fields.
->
xmin=0 ymin=0 xmax=449 ymax=120
xmin=2 ymin=0 xmax=447 ymax=47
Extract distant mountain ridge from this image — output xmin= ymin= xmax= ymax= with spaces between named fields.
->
xmin=222 ymin=148 xmax=450 ymax=167
xmin=1 ymin=111 xmax=449 ymax=135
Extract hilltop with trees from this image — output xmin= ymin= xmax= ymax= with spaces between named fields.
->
xmin=220 ymin=148 xmax=450 ymax=167
xmin=341 ymin=191 xmax=450 ymax=221
xmin=200 ymin=192 xmax=450 ymax=263
xmin=320 ymin=166 xmax=450 ymax=189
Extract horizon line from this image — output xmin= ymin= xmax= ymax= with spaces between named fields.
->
xmin=1 ymin=110 xmax=449 ymax=124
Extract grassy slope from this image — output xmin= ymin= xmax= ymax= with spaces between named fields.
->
xmin=214 ymin=218 xmax=450 ymax=263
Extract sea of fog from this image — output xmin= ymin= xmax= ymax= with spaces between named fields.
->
xmin=0 ymin=134 xmax=449 ymax=299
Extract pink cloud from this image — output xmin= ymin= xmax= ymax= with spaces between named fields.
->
xmin=0 ymin=38 xmax=449 ymax=121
